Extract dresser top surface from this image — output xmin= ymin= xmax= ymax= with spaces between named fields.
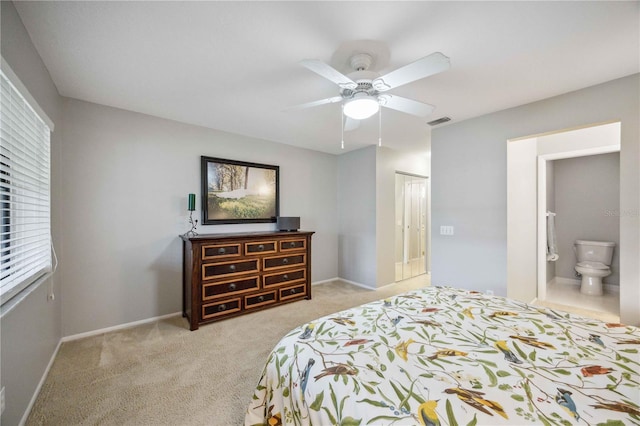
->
xmin=181 ymin=230 xmax=314 ymax=242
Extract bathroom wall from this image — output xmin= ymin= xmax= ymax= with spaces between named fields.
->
xmin=553 ymin=153 xmax=620 ymax=285
xmin=546 ymin=162 xmax=556 ymax=283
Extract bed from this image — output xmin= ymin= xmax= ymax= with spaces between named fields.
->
xmin=245 ymin=286 xmax=640 ymax=426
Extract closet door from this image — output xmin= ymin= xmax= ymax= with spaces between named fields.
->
xmin=395 ymin=173 xmax=428 ymax=281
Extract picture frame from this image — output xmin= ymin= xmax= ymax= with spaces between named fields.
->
xmin=201 ymin=156 xmax=279 ymax=225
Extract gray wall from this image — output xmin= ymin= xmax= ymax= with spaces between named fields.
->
xmin=59 ymin=98 xmax=339 ymax=336
xmin=554 ymin=153 xmax=620 ymax=285
xmin=1 ymin=1 xmax=63 ymax=425
xmin=337 ymin=146 xmax=377 ymax=287
xmin=432 ymin=74 xmax=639 ymax=326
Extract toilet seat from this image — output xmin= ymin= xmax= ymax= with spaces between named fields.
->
xmin=576 ymin=261 xmax=608 ymax=270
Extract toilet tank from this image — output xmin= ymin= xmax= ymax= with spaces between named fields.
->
xmin=574 ymin=240 xmax=615 ymax=265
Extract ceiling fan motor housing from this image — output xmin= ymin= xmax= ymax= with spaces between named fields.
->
xmin=341 ymin=80 xmax=377 ymax=99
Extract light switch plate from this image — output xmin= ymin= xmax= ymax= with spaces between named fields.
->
xmin=440 ymin=225 xmax=454 ymax=235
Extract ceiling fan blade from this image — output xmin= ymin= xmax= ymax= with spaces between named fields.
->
xmin=284 ymin=96 xmax=343 ymax=112
xmin=372 ymin=52 xmax=450 ymax=92
xmin=300 ymin=59 xmax=358 ymax=90
xmin=380 ymin=95 xmax=435 ymax=117
xmin=343 ymin=116 xmax=360 ymax=132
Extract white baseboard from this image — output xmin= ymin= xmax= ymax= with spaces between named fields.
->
xmin=311 ymin=277 xmax=340 ymax=286
xmin=335 ymin=277 xmax=376 ymax=290
xmin=311 ymin=277 xmax=376 ymax=290
xmin=553 ymin=277 xmax=580 ymax=286
xmin=61 ymin=311 xmax=182 ymax=343
xmin=19 ymin=339 xmax=62 ymax=426
xmin=550 ymin=277 xmax=620 ymax=294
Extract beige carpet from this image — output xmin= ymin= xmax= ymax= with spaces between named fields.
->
xmin=26 ymin=276 xmax=429 ymax=425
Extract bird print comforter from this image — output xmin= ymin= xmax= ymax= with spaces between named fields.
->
xmin=245 ymin=286 xmax=640 ymax=425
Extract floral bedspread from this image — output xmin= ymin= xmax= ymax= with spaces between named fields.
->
xmin=245 ymin=286 xmax=640 ymax=425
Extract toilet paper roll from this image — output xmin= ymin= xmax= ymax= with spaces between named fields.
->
xmin=547 ymin=253 xmax=559 ymax=262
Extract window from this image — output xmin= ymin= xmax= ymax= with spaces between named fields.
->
xmin=0 ymin=67 xmax=52 ymax=306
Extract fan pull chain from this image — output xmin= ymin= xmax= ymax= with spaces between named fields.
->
xmin=378 ymin=107 xmax=382 ymax=147
xmin=341 ymin=104 xmax=345 ymax=150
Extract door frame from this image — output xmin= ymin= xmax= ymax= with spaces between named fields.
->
xmin=395 ymin=171 xmax=429 ymax=280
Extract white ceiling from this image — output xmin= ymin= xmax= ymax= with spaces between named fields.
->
xmin=14 ymin=1 xmax=640 ymax=155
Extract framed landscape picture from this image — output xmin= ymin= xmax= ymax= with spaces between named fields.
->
xmin=201 ymin=156 xmax=279 ymax=224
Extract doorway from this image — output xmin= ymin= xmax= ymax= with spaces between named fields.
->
xmin=506 ymin=121 xmax=621 ymax=321
xmin=395 ymin=173 xmax=428 ymax=281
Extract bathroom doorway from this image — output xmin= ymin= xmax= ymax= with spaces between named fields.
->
xmin=507 ymin=121 xmax=622 ymax=322
xmin=395 ymin=173 xmax=428 ymax=281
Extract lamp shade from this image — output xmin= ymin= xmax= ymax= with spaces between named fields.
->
xmin=343 ymin=95 xmax=379 ymax=120
xmin=188 ymin=193 xmax=196 ymax=211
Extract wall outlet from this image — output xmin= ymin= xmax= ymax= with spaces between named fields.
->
xmin=1 ymin=386 xmax=5 ymax=415
xmin=440 ymin=225 xmax=454 ymax=235
xmin=486 ymin=290 xmax=494 ymax=296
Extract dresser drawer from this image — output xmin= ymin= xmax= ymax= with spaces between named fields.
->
xmin=279 ymin=239 xmax=306 ymax=252
xmin=201 ymin=298 xmax=241 ymax=320
xmin=202 ymin=243 xmax=241 ymax=260
xmin=202 ymin=277 xmax=259 ymax=301
xmin=263 ymin=254 xmax=306 ymax=271
xmin=202 ymin=259 xmax=259 ymax=280
xmin=279 ymin=284 xmax=306 ymax=301
xmin=245 ymin=241 xmax=276 ymax=255
xmin=263 ymin=268 xmax=306 ymax=287
xmin=244 ymin=291 xmax=277 ymax=309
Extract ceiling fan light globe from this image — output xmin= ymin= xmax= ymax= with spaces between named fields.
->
xmin=343 ymin=97 xmax=380 ymax=120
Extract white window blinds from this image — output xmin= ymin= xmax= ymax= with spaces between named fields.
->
xmin=0 ymin=68 xmax=52 ymax=305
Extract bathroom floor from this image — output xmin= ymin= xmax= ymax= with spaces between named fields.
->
xmin=535 ymin=281 xmax=620 ymax=323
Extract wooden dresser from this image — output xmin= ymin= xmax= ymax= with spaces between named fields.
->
xmin=181 ymin=231 xmax=314 ymax=330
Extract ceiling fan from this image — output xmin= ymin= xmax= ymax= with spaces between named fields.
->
xmin=287 ymin=51 xmax=450 ymax=131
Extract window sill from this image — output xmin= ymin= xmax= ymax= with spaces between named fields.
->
xmin=0 ymin=272 xmax=55 ymax=319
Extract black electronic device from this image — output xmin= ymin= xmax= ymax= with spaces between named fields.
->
xmin=277 ymin=216 xmax=300 ymax=231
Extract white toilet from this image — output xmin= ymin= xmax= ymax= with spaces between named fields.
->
xmin=574 ymin=240 xmax=615 ymax=296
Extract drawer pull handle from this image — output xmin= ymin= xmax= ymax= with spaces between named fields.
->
xmin=258 ymin=244 xmax=264 ymax=251
xmin=282 ymin=258 xmax=289 ymax=264
xmin=290 ymin=288 xmax=297 ymax=294
xmin=218 ymin=248 xmax=226 ymax=254
xmin=218 ymin=304 xmax=226 ymax=312
xmin=283 ymin=274 xmax=289 ymax=280
xmin=229 ymin=265 xmax=236 ymax=271
xmin=228 ymin=283 xmax=237 ymax=291
xmin=258 ymin=295 xmax=265 ymax=302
